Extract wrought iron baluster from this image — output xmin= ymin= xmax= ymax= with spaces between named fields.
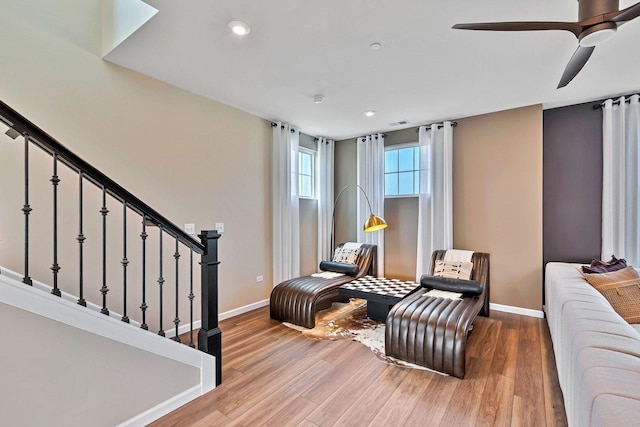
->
xmin=188 ymin=248 xmax=195 ymax=348
xmin=22 ymin=134 xmax=32 ymax=285
xmin=158 ymin=225 xmax=165 ymax=337
xmin=100 ymin=186 xmax=109 ymax=315
xmin=50 ymin=153 xmax=61 ymax=296
xmin=121 ymin=201 xmax=129 ymax=323
xmin=77 ymin=172 xmax=86 ymax=306
xmin=140 ymin=215 xmax=148 ymax=330
xmin=173 ymin=238 xmax=181 ymax=342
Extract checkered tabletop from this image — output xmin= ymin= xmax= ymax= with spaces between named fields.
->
xmin=341 ymin=275 xmax=419 ymax=299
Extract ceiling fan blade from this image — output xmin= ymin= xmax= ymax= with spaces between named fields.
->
xmin=605 ymin=1 xmax=640 ymax=23
xmin=557 ymin=46 xmax=595 ymax=88
xmin=452 ymin=21 xmax=582 ymax=37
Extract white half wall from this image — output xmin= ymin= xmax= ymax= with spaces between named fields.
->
xmin=0 ymin=270 xmax=215 ymax=426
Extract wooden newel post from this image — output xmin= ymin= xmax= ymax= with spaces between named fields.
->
xmin=198 ymin=230 xmax=222 ymax=385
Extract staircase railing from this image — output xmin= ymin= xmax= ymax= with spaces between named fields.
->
xmin=0 ymin=100 xmax=222 ymax=385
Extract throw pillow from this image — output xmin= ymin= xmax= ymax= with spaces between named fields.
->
xmin=433 ymin=260 xmax=473 ymax=280
xmin=319 ymin=261 xmax=359 ymax=276
xmin=333 ymin=246 xmax=360 ymax=264
xmin=583 ymin=266 xmax=640 ymax=324
xmin=582 ymin=255 xmax=627 ymax=274
xmin=420 ymin=274 xmax=483 ymax=295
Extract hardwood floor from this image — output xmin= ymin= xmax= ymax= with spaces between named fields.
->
xmin=150 ymin=307 xmax=567 ymax=427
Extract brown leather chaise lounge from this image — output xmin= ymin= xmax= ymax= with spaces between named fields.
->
xmin=385 ymin=250 xmax=490 ymax=378
xmin=270 ymin=243 xmax=377 ymax=328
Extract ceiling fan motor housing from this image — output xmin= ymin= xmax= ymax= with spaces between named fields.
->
xmin=579 ymin=0 xmax=619 ymax=20
xmin=579 ymin=21 xmax=617 ymax=45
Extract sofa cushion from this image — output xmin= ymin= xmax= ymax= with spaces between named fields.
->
xmin=583 ymin=266 xmax=640 ymax=324
xmin=319 ymin=261 xmax=359 ymax=276
xmin=433 ymin=260 xmax=473 ymax=280
xmin=420 ymin=274 xmax=483 ymax=296
xmin=582 ymin=255 xmax=627 ymax=274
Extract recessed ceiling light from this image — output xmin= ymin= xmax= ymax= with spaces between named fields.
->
xmin=369 ymin=42 xmax=382 ymax=51
xmin=313 ymin=95 xmax=324 ymax=104
xmin=364 ymin=110 xmax=376 ymax=117
xmin=228 ymin=21 xmax=251 ymax=36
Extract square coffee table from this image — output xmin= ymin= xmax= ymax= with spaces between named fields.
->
xmin=339 ymin=275 xmax=421 ymax=321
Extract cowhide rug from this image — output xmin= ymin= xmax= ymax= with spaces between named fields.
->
xmin=284 ymin=299 xmax=443 ymax=373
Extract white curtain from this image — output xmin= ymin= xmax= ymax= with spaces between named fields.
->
xmin=317 ymin=137 xmax=334 ymax=264
xmin=272 ymin=123 xmax=300 ymax=284
xmin=416 ymin=122 xmax=453 ymax=280
xmin=602 ymin=95 xmax=640 ymax=265
xmin=357 ymin=133 xmax=385 ymax=276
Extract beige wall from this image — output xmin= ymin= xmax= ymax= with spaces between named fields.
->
xmin=334 ymin=105 xmax=543 ymax=310
xmin=0 ymin=3 xmax=273 ymax=327
xmin=454 ymin=105 xmax=543 ymax=310
xmin=384 ymin=197 xmax=418 ymax=281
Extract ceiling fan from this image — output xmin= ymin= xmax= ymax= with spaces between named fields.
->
xmin=452 ymin=0 xmax=640 ymax=88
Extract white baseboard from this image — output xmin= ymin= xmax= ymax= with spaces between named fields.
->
xmin=118 ymin=385 xmax=201 ymax=427
xmin=219 ymin=299 xmax=269 ymax=321
xmin=490 ymin=302 xmax=544 ymax=318
xmin=163 ymin=299 xmax=270 ymax=338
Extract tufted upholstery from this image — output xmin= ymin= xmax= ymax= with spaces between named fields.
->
xmin=546 ymin=262 xmax=640 ymax=427
xmin=385 ymin=250 xmax=490 ymax=378
xmin=269 ymin=244 xmax=377 ymax=328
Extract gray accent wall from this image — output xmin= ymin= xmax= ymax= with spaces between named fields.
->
xmin=543 ymin=101 xmax=603 ymax=265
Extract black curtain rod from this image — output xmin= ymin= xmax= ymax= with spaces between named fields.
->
xmin=270 ymin=122 xmax=297 ymax=133
xmin=415 ymin=121 xmax=458 ymax=132
xmin=593 ymin=93 xmax=639 ymax=110
xmin=313 ymin=137 xmax=333 ymax=143
xmin=355 ymin=134 xmax=387 ymax=142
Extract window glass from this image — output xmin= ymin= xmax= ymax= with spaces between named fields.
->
xmin=384 ymin=143 xmax=420 ymax=197
xmin=398 ymin=171 xmax=414 ymax=195
xmin=398 ymin=147 xmax=413 ymax=172
xmin=298 ymin=148 xmax=315 ymax=199
xmin=385 ymin=173 xmax=398 ymax=196
xmin=385 ymin=150 xmax=398 ymax=173
xmin=301 ymin=152 xmax=311 ymax=175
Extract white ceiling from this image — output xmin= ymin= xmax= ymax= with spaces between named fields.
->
xmin=105 ymin=0 xmax=640 ymax=140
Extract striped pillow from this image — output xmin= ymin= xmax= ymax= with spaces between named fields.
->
xmin=433 ymin=260 xmax=473 ymax=280
xmin=332 ymin=246 xmax=361 ymax=265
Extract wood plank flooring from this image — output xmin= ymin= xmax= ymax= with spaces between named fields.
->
xmin=150 ymin=307 xmax=567 ymax=427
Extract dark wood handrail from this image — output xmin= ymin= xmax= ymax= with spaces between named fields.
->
xmin=0 ymin=100 xmax=204 ymax=253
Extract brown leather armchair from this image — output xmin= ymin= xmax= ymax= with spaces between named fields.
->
xmin=385 ymin=250 xmax=490 ymax=378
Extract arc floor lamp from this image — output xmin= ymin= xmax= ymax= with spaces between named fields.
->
xmin=330 ymin=184 xmax=388 ymax=254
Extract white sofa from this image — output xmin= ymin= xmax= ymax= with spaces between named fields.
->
xmin=545 ymin=262 xmax=640 ymax=427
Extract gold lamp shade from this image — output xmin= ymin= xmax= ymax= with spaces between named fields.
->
xmin=364 ymin=213 xmax=387 ymax=232
xmin=330 ymin=184 xmax=389 ymax=253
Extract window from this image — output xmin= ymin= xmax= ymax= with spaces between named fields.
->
xmin=298 ymin=147 xmax=315 ymax=199
xmin=384 ymin=144 xmax=420 ymax=197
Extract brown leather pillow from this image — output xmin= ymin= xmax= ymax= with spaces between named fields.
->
xmin=582 ymin=266 xmax=640 ymax=324
xmin=582 ymin=255 xmax=627 ymax=274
